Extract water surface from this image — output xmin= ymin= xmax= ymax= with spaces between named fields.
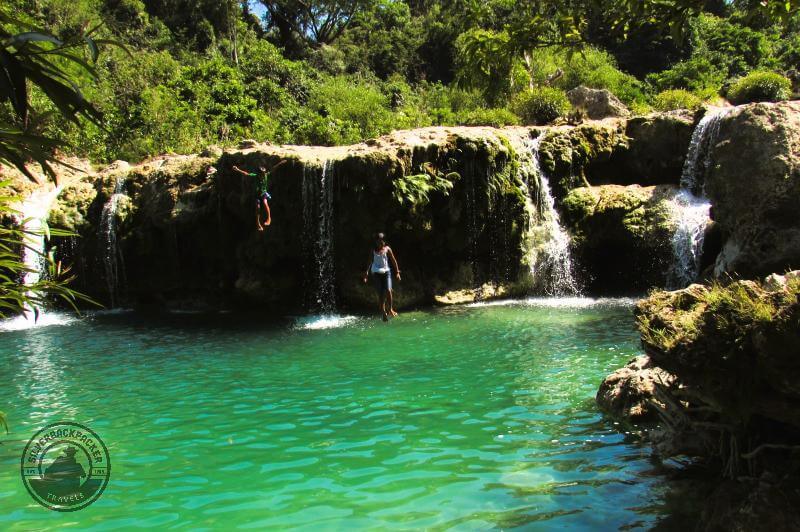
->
xmin=0 ymin=300 xmax=681 ymax=529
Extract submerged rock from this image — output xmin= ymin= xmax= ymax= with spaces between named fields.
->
xmin=596 ymin=355 xmax=676 ymax=422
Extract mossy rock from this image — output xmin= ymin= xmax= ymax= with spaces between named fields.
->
xmin=538 ymin=123 xmax=627 ymax=199
xmin=48 ymin=179 xmax=98 ymax=232
xmin=561 ymin=184 xmax=678 ymax=293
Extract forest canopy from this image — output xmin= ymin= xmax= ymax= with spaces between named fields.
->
xmin=3 ymin=0 xmax=799 ymax=163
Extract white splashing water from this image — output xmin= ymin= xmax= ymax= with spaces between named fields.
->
xmin=294 ymin=314 xmax=359 ymax=330
xmin=100 ymin=176 xmax=126 ymax=306
xmin=669 ymin=108 xmax=731 ymax=287
xmin=302 ymin=160 xmax=337 ymax=313
xmin=4 ymin=184 xmax=64 ymax=328
xmin=523 ymin=136 xmax=579 ymax=295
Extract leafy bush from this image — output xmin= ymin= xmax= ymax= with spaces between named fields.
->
xmin=727 ymin=71 xmax=791 ymax=104
xmin=510 ymin=87 xmax=570 ymax=125
xmin=525 ymin=47 xmax=646 ymax=105
xmin=653 ymin=89 xmax=703 ymax=111
xmin=455 ymin=107 xmax=519 ymax=127
xmin=646 ymin=56 xmax=727 ymax=94
xmin=304 ymin=75 xmax=393 ymax=144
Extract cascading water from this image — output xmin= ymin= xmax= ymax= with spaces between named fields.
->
xmin=668 ymin=108 xmax=731 ymax=288
xmin=523 ymin=135 xmax=579 ymax=295
xmin=3 ymin=184 xmax=65 ymax=328
xmin=100 ymin=176 xmax=126 ymax=306
xmin=301 ymin=160 xmax=337 ymax=313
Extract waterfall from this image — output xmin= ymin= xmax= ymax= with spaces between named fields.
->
xmin=668 ymin=108 xmax=731 ymax=287
xmin=9 ymin=184 xmax=63 ymax=326
xmin=302 ymin=160 xmax=337 ymax=313
xmin=524 ymin=135 xmax=579 ymax=296
xmin=100 ymin=176 xmax=126 ymax=307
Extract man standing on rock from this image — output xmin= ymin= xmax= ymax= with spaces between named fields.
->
xmin=232 ymin=160 xmax=287 ymax=231
xmin=363 ymin=232 xmax=401 ymax=321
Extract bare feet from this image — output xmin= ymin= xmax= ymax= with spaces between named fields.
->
xmin=389 ymin=309 xmax=398 ymax=317
xmin=257 ymin=224 xmax=264 ymax=232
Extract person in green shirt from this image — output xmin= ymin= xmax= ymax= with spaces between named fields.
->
xmin=232 ymin=160 xmax=286 ymax=231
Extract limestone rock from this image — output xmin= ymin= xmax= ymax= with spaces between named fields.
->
xmin=705 ymin=101 xmax=800 ymax=278
xmin=596 ymin=355 xmax=676 ymax=421
xmin=49 ymin=127 xmax=533 ymax=310
xmin=561 ymin=184 xmax=678 ymax=292
xmin=537 ymin=122 xmax=627 ymax=198
xmin=567 ymin=86 xmax=630 ymax=120
xmin=608 ymin=111 xmax=695 ymax=186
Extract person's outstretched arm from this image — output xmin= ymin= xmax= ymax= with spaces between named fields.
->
xmin=388 ymin=248 xmax=401 ymax=281
xmin=232 ymin=165 xmax=251 ymax=176
xmin=272 ymin=159 xmax=288 ymax=171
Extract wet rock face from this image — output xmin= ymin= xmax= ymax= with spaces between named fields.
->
xmin=560 ymin=184 xmax=678 ymax=293
xmin=706 ymin=101 xmax=800 ymax=278
xmin=596 ymin=355 xmax=676 ymax=422
xmin=51 ymin=127 xmax=533 ymax=310
xmin=606 ymin=111 xmax=695 ymax=186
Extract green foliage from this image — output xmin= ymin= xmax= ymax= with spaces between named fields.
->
xmin=653 ymin=89 xmax=703 ymax=111
xmin=727 ymin=70 xmax=791 ymax=104
xmin=646 ymin=14 xmax=784 ymax=97
xmin=0 ymin=8 xmax=106 ymax=179
xmin=646 ymin=56 xmax=727 ymax=94
xmin=0 ymin=183 xmax=96 ymax=317
xmin=511 ymin=87 xmax=570 ymax=125
xmin=393 ymin=166 xmax=457 ymax=207
xmin=299 ymin=75 xmax=392 ymax=145
xmin=4 ymin=0 xmax=800 ymax=162
xmin=455 ymin=108 xmax=519 ymax=127
xmin=527 ymin=47 xmax=646 ymax=105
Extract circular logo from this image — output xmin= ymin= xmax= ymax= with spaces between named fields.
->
xmin=21 ymin=422 xmax=111 ymax=512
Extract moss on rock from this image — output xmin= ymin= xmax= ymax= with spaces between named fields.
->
xmin=561 ymin=184 xmax=677 ymax=292
xmin=48 ymin=179 xmax=98 ymax=232
xmin=537 ymin=122 xmax=627 ymax=198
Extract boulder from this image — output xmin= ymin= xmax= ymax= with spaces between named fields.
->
xmin=537 ymin=122 xmax=627 ymax=198
xmin=561 ymin=184 xmax=678 ymax=293
xmin=596 ymin=355 xmax=676 ymax=422
xmin=705 ymin=101 xmax=800 ymax=278
xmin=605 ymin=111 xmax=695 ymax=186
xmin=567 ymin=85 xmax=630 ymax=120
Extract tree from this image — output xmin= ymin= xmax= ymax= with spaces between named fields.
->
xmin=258 ymin=0 xmax=373 ymax=57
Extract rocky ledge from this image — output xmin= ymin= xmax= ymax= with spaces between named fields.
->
xmin=598 ymin=271 xmax=800 ymax=528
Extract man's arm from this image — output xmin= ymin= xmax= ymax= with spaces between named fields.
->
xmin=363 ymin=253 xmax=373 ymax=283
xmin=231 ymin=165 xmax=251 ymax=176
xmin=272 ymin=159 xmax=288 ymax=171
xmin=388 ymin=248 xmax=401 ymax=280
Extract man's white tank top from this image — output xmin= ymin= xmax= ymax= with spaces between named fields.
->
xmin=371 ymin=247 xmax=390 ymax=274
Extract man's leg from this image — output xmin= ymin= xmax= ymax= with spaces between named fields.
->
xmin=262 ymin=197 xmax=272 ymax=226
xmin=256 ymin=200 xmax=263 ymax=231
xmin=387 ymin=289 xmax=397 ymax=317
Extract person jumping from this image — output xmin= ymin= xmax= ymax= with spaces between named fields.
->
xmin=363 ymin=232 xmax=401 ymax=321
xmin=232 ymin=160 xmax=287 ymax=231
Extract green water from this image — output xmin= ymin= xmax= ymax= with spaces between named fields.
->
xmin=0 ymin=300 xmax=681 ymax=529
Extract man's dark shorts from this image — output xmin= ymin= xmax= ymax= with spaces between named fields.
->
xmin=373 ymin=271 xmax=392 ymax=294
xmin=256 ymin=192 xmax=271 ymax=206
